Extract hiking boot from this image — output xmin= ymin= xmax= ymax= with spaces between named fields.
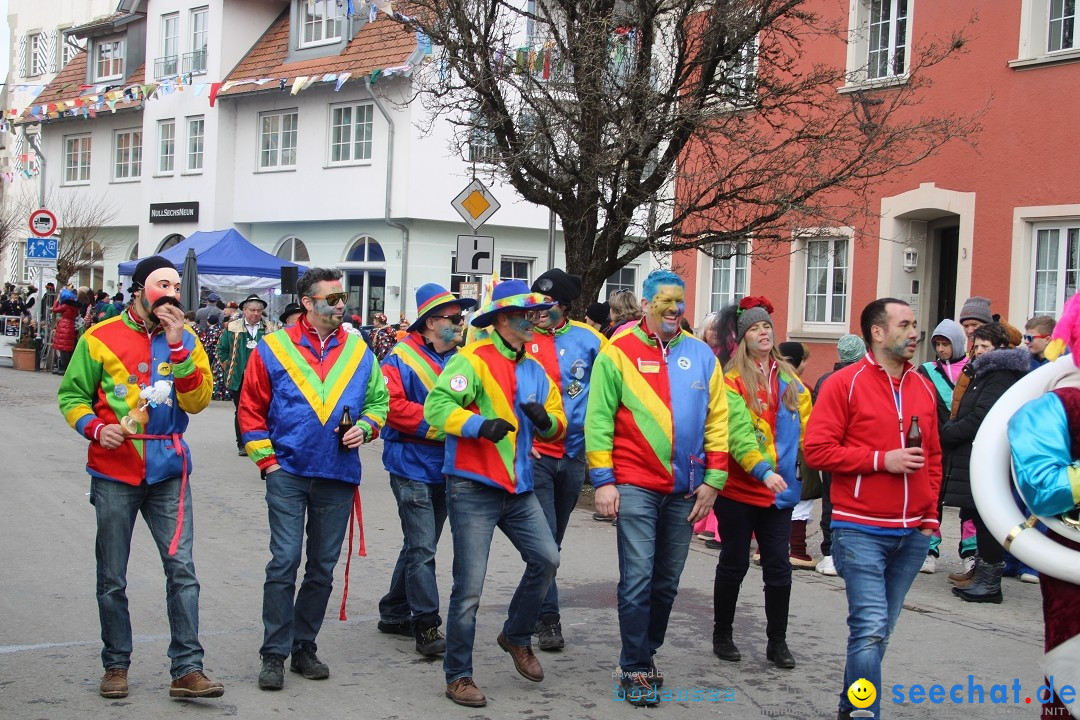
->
xmin=535 ymin=614 xmax=564 ymax=651
xmin=290 ymin=648 xmax=330 ymax=679
xmin=497 ymin=632 xmax=543 ymax=682
xmin=99 ymin=667 xmax=128 ymax=699
xmin=415 ymin=625 xmax=446 ymax=657
xmin=377 ymin=619 xmax=413 ymax=637
xmin=620 ymin=671 xmax=659 ymax=707
xmin=446 ymin=677 xmax=486 ymax=707
xmin=258 ymin=654 xmax=285 ymax=690
xmin=953 ymin=561 xmax=1004 ymax=604
xmin=169 ymin=670 xmax=225 ymax=698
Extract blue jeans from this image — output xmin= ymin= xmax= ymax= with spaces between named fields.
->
xmin=91 ymin=476 xmax=203 ymax=678
xmin=833 ymin=526 xmax=932 ymax=718
xmin=531 ymin=453 xmax=586 ymax=619
xmin=614 ymin=485 xmax=695 ymax=673
xmin=261 ymin=469 xmax=355 ymax=658
xmin=378 ymin=474 xmax=447 ymax=627
xmin=443 ymin=476 xmax=559 ymax=684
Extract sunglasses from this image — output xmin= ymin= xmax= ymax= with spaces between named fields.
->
xmin=1023 ymin=333 xmax=1049 ymax=342
xmin=309 ymin=292 xmax=348 ymax=306
xmin=431 ymin=314 xmax=465 ymax=325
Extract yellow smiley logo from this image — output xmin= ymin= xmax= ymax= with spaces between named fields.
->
xmin=847 ymin=678 xmax=877 ymax=709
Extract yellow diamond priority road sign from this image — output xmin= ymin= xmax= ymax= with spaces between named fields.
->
xmin=452 ymin=179 xmax=501 ymax=231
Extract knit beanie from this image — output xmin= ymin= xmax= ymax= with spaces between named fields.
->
xmin=532 ymin=268 xmax=583 ymax=305
xmin=778 ymin=341 xmax=805 ymax=367
xmin=958 ymin=296 xmax=992 ymax=324
xmin=585 ymin=301 xmax=609 ymax=326
xmin=736 ymin=296 xmax=774 ymax=341
xmin=129 ymin=255 xmax=175 ymax=293
xmin=836 ymin=333 xmax=866 ymax=363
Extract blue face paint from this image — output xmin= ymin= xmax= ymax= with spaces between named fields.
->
xmin=438 ymin=324 xmax=458 ymax=344
xmin=544 ymin=304 xmax=564 ymax=328
xmin=510 ymin=315 xmax=534 ymax=334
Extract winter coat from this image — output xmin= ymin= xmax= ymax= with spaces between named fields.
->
xmin=940 ymin=348 xmax=1030 ymax=510
xmin=52 ymin=299 xmax=81 ymax=352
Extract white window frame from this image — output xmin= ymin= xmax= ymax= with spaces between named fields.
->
xmin=709 ymin=240 xmax=749 ymax=312
xmin=28 ymin=32 xmax=47 ymax=76
xmin=500 ymin=257 xmax=533 ymax=284
xmin=842 ymin=0 xmax=911 ymax=89
xmin=328 ymin=102 xmax=374 ymax=165
xmin=788 ymin=228 xmax=854 ymax=338
xmin=60 ymin=35 xmax=80 ymax=69
xmin=258 ymin=109 xmax=298 ymax=171
xmin=158 ymin=119 xmax=175 ymax=174
xmin=189 ymin=7 xmax=209 ymax=74
xmin=299 ymin=0 xmax=343 ymax=48
xmin=113 ymin=128 xmax=142 ymax=181
xmin=605 ymin=266 xmax=637 ymax=299
xmin=63 ymin=133 xmax=92 ymax=185
xmin=1030 ymin=221 xmax=1080 ymax=317
xmin=95 ymin=36 xmax=124 ymax=81
xmin=1014 ymin=0 xmax=1080 ymax=66
xmin=186 ymin=116 xmax=204 ymax=173
xmin=162 ymin=13 xmax=179 ymax=60
xmin=712 ymin=33 xmax=758 ymax=107
xmin=1049 ymin=0 xmax=1077 ymax=52
xmin=275 ymin=236 xmax=310 ymax=263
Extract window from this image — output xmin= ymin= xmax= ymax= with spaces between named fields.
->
xmin=710 ymin=240 xmax=749 ymax=311
xmin=347 ymin=235 xmax=386 ymax=263
xmin=158 ymin=234 xmax=184 ymax=252
xmin=469 ymin=122 xmax=498 ymax=165
xmin=605 ymin=267 xmax=637 ymax=298
xmin=28 ymin=33 xmax=47 ymax=76
xmin=1049 ymin=0 xmax=1077 ymax=52
xmin=61 ymin=37 xmax=80 ymax=69
xmin=802 ymin=236 xmax=849 ymax=324
xmin=259 ymin=110 xmax=298 ymax=170
xmin=714 ymin=34 xmax=758 ymax=105
xmin=113 ymin=129 xmax=142 ymax=181
xmin=275 ymin=236 xmax=310 ymax=263
xmin=300 ymin=0 xmax=343 ymax=48
xmin=156 ymin=13 xmax=179 ymax=78
xmin=329 ymin=103 xmax=373 ymax=164
xmin=188 ymin=7 xmax=209 ymax=74
xmin=186 ymin=116 xmax=204 ymax=172
xmin=158 ymin=120 xmax=175 ymax=174
xmin=500 ymin=258 xmax=532 ymax=283
xmin=1032 ymin=223 xmax=1080 ymax=317
xmin=867 ymin=0 xmax=908 ymax=79
xmin=96 ymin=37 xmax=124 ymax=81
xmin=64 ymin=134 xmax=91 ymax=184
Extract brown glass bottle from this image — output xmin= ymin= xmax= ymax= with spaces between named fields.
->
xmin=339 ymin=405 xmax=353 ymax=451
xmin=906 ymin=415 xmax=922 ymax=449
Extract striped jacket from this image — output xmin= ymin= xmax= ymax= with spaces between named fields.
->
xmin=424 ymin=331 xmax=566 ymax=493
xmin=585 ymin=320 xmax=728 ymax=493
xmin=381 ymin=332 xmax=453 ymax=484
xmin=238 ymin=318 xmax=388 ymax=485
xmin=527 ymin=319 xmax=605 ymax=460
xmin=58 ymin=308 xmax=212 ymax=485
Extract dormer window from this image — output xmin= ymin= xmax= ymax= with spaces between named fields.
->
xmin=300 ymin=0 xmax=343 ymax=48
xmin=96 ymin=36 xmax=125 ymax=81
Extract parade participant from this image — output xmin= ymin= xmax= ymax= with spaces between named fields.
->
xmin=218 ymin=293 xmax=270 ymax=455
xmin=527 ymin=268 xmax=605 ymax=651
xmin=584 ymin=301 xmax=611 ymax=335
xmin=424 ymin=279 xmax=565 ymax=708
xmin=377 ymin=283 xmax=476 ymax=657
xmin=52 ymin=287 xmax=82 ymax=374
xmin=586 ymin=269 xmax=727 ymax=707
xmin=278 ymin=302 xmax=302 ymax=328
xmin=57 ymin=255 xmax=223 ymax=700
xmin=239 ymin=267 xmax=388 ymax=691
xmin=708 ymin=298 xmax=812 ymax=669
xmin=804 ymin=297 xmax=941 ymax=720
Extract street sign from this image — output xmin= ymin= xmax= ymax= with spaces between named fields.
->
xmin=25 ymin=237 xmax=58 ymax=268
xmin=29 ymin=209 xmax=57 ymax=237
xmin=456 ymin=235 xmax=495 ymax=275
xmin=452 ymin=179 xmax=501 ymax=230
xmin=458 ymin=282 xmax=481 ymax=301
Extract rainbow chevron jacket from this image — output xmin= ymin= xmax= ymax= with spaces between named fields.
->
xmin=585 ymin=320 xmax=728 ymax=493
xmin=238 ymin=318 xmax=388 ymax=484
xmin=527 ymin=319 xmax=605 ymax=460
xmin=423 ymin=331 xmax=566 ymax=493
xmin=381 ymin=332 xmax=452 ymax=484
xmin=57 ymin=308 xmax=212 ymax=486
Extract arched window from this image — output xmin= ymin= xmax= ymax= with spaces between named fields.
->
xmin=128 ymin=242 xmax=140 ymax=261
xmin=346 ymin=236 xmax=384 ymax=262
xmin=157 ymin=233 xmax=184 ymax=252
xmin=276 ymin=236 xmax=310 ymax=263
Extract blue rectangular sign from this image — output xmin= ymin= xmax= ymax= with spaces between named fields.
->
xmin=26 ymin=237 xmax=58 ymax=259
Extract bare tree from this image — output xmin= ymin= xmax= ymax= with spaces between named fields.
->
xmin=399 ymin=0 xmax=981 ymax=311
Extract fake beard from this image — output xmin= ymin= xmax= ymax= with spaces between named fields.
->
xmin=149 ymin=295 xmax=183 ymax=321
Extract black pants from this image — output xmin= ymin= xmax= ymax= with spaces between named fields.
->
xmin=972 ymin=510 xmax=1004 ymax=564
xmin=713 ymin=495 xmax=792 ymax=588
xmin=819 ymin=472 xmax=833 ymax=556
xmin=232 ymin=384 xmax=243 ymax=449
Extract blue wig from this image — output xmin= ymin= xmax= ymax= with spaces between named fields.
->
xmin=641 ymin=269 xmax=685 ymax=302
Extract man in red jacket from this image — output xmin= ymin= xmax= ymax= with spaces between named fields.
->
xmin=804 ymin=297 xmax=942 ymax=720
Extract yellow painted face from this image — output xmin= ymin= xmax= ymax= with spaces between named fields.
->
xmin=847 ymin=678 xmax=877 ymax=709
xmin=646 ymin=285 xmax=686 ymax=335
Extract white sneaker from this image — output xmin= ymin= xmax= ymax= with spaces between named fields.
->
xmin=1020 ymin=572 xmax=1040 ymax=584
xmin=816 ymin=555 xmax=838 ymax=576
xmin=919 ymin=555 xmax=937 ymax=574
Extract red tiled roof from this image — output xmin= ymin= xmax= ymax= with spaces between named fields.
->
xmin=218 ymin=10 xmax=418 ymax=98
xmin=16 ymin=55 xmax=146 ymax=124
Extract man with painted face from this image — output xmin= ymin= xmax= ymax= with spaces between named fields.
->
xmin=377 ymin=283 xmax=476 ymax=657
xmin=585 ymin=268 xmax=728 ymax=707
xmin=57 ymin=255 xmax=223 ymax=700
xmin=239 ymin=267 xmax=388 ymax=691
xmin=526 ymin=268 xmax=605 ymax=651
xmin=424 ymin=279 xmax=567 ymax=708
xmin=218 ymin=292 xmax=271 ymax=455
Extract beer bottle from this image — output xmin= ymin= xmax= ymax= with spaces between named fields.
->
xmin=906 ymin=416 xmax=922 ymax=449
xmin=339 ymin=405 xmax=353 ymax=451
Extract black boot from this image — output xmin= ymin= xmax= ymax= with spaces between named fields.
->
xmin=764 ymin=584 xmax=796 ymax=669
xmin=953 ymin=561 xmax=1004 ymax=603
xmin=712 ymin=578 xmax=741 ymax=661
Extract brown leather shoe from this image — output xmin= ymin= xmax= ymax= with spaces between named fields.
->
xmin=497 ymin=632 xmax=543 ymax=682
xmin=99 ymin=667 xmax=128 ymax=698
xmin=169 ymin=670 xmax=225 ymax=698
xmin=445 ymin=676 xmax=487 ymax=707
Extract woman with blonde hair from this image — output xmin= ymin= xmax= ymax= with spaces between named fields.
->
xmin=605 ymin=289 xmax=642 ymax=338
xmin=708 ymin=297 xmax=812 ymax=669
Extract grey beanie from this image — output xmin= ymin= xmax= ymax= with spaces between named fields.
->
xmin=836 ymin=333 xmax=866 ymax=363
xmin=737 ymin=306 xmax=772 ymax=341
xmin=958 ymin=296 xmax=993 ymax=324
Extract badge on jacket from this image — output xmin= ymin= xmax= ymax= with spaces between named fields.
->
xmin=638 ymin=359 xmax=660 ymax=373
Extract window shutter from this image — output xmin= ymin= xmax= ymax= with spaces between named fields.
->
xmin=48 ymin=30 xmax=57 ymax=73
xmin=17 ymin=35 xmax=26 ymax=78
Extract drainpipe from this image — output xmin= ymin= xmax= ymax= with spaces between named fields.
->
xmin=365 ymin=77 xmax=409 ymax=320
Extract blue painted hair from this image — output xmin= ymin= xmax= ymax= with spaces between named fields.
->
xmin=641 ymin=269 xmax=685 ymax=302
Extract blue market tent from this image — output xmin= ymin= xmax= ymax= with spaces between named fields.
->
xmin=119 ymin=229 xmax=307 ymax=291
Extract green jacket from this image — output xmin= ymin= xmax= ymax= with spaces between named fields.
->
xmin=217 ymin=318 xmax=270 ymax=391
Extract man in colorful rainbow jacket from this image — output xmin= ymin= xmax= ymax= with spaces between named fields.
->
xmin=58 ymin=254 xmax=223 ymax=701
xmin=424 ymin=279 xmax=566 ymax=709
xmin=585 ymin=268 xmax=728 ymax=707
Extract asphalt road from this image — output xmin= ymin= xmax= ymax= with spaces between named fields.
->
xmin=0 ymin=366 xmax=1047 ymax=719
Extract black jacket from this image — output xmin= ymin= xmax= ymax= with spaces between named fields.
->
xmin=940 ymin=348 xmax=1030 ymax=510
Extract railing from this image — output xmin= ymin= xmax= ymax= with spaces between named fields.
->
xmin=154 ymin=55 xmax=179 ymax=79
xmin=182 ymin=49 xmax=207 ymax=76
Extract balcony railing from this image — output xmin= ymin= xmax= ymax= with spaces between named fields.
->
xmin=154 ymin=55 xmax=179 ymax=79
xmin=182 ymin=49 xmax=207 ymax=76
